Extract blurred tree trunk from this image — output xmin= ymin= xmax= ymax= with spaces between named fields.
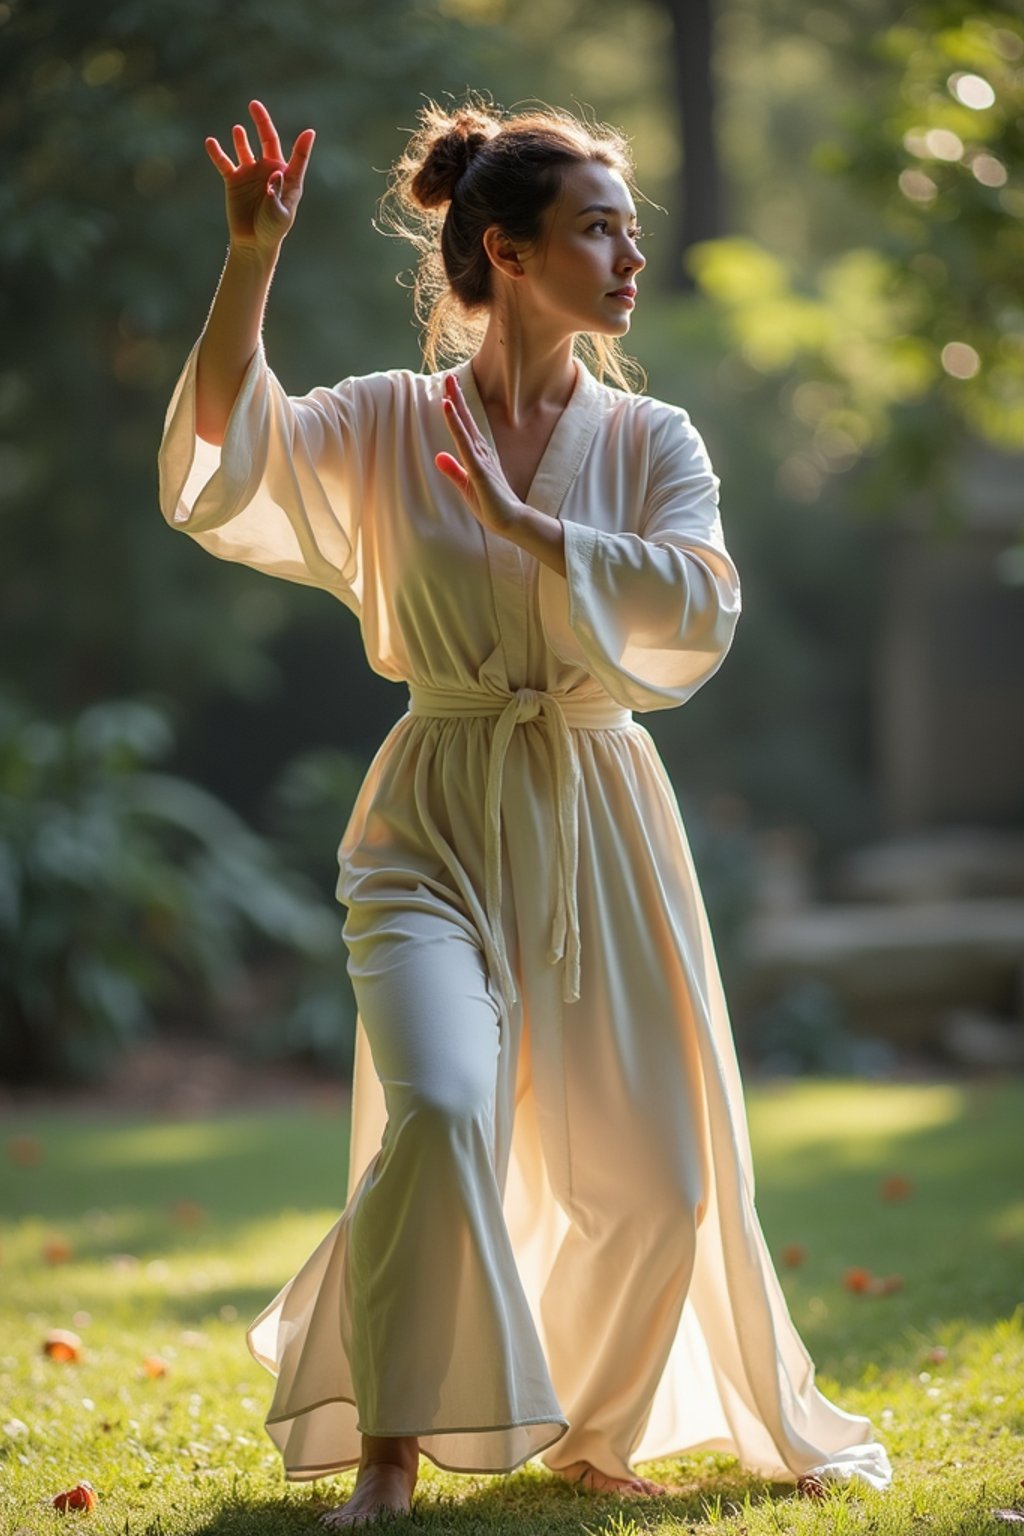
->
xmin=661 ymin=0 xmax=722 ymax=289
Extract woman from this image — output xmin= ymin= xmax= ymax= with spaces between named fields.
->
xmin=158 ymin=96 xmax=893 ymax=1527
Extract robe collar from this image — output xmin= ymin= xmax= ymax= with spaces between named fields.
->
xmin=455 ymin=354 xmax=607 ymax=520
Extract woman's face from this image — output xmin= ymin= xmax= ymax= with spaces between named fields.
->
xmin=513 ymin=159 xmax=646 ymax=339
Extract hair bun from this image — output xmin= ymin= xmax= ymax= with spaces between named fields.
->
xmin=409 ymin=107 xmax=499 ymax=211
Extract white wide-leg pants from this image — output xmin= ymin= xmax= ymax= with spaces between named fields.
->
xmin=341 ymin=867 xmax=709 ymax=1481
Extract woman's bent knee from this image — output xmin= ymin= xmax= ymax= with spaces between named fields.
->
xmin=393 ymin=1069 xmax=497 ymax=1138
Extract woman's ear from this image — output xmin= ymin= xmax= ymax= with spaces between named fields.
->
xmin=482 ymin=224 xmax=525 ymax=280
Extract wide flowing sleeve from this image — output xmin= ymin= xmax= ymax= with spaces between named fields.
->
xmin=157 ymin=334 xmax=374 ymax=619
xmin=539 ymin=402 xmax=742 ymax=712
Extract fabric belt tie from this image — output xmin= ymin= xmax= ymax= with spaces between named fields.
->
xmin=407 ymin=683 xmax=632 ymax=1019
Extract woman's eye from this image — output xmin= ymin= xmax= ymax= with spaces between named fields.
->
xmin=585 ymin=220 xmax=644 ymax=239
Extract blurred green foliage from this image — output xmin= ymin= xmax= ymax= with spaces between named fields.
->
xmin=743 ymin=976 xmax=897 ymax=1078
xmin=261 ymin=746 xmax=367 ymax=889
xmin=685 ymin=4 xmax=1024 ymax=526
xmin=0 ymin=696 xmax=354 ymax=1085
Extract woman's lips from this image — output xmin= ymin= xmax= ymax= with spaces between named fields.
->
xmin=608 ymin=289 xmax=636 ymax=306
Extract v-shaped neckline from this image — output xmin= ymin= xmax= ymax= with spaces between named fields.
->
xmin=455 ymin=355 xmax=600 ymax=516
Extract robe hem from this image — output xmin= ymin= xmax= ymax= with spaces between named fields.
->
xmin=263 ymin=1393 xmax=570 ymax=1479
xmin=273 ymin=1437 xmax=890 ymax=1490
xmin=546 ymin=1439 xmax=891 ymax=1491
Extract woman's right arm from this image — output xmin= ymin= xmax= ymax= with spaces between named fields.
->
xmin=160 ymin=101 xmax=370 ymax=614
xmin=195 ymin=100 xmax=315 ymax=444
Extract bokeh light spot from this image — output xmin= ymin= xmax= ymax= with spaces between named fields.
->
xmin=948 ymin=72 xmax=996 ymax=109
xmin=899 ymin=168 xmax=938 ymax=203
xmin=940 ymin=342 xmax=981 ymax=379
xmin=970 ymin=153 xmax=1008 ymax=188
xmin=923 ymin=128 xmax=964 ymax=162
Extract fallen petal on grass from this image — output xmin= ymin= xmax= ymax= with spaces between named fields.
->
xmin=880 ymin=1174 xmax=914 ymax=1201
xmin=43 ymin=1236 xmax=73 ymax=1265
xmin=51 ymin=1481 xmax=97 ymax=1513
xmin=781 ymin=1243 xmax=806 ymax=1268
xmin=843 ymin=1266 xmax=872 ymax=1292
xmin=142 ymin=1354 xmax=170 ymax=1378
xmin=43 ymin=1329 xmax=83 ymax=1362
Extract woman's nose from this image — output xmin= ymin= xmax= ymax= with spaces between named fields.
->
xmin=621 ymin=243 xmax=645 ymax=274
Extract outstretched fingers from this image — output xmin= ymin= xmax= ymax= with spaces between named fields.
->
xmin=434 ymin=449 xmax=469 ymax=493
xmin=206 ymin=105 xmax=314 ymax=200
xmin=284 ymin=127 xmax=316 ymax=193
xmin=439 ymin=380 xmax=481 ymax=486
xmin=205 ymin=136 xmax=235 ymax=177
xmin=444 ymin=374 xmax=486 ymax=449
xmin=232 ymin=122 xmax=256 ymax=166
xmin=248 ymin=98 xmax=283 ymax=162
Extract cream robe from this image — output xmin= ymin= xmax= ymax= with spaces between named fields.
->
xmin=158 ymin=335 xmax=893 ymax=1494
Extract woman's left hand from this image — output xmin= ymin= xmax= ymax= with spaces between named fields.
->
xmin=435 ymin=374 xmax=525 ymax=537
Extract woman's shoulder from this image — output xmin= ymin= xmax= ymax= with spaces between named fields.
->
xmin=588 ymin=369 xmax=701 ymax=442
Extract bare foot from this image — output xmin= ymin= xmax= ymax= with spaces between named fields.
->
xmin=552 ymin=1459 xmax=669 ymax=1496
xmin=318 ymin=1436 xmax=419 ymax=1529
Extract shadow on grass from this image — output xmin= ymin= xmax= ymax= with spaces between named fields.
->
xmin=0 ymin=1106 xmax=353 ymax=1229
xmin=184 ymin=1461 xmax=805 ymax=1533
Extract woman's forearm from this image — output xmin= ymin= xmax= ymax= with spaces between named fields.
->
xmin=194 ymin=244 xmax=279 ymax=444
xmin=508 ymin=505 xmax=567 ymax=577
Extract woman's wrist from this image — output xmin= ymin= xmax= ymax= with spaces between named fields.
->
xmin=506 ymin=505 xmax=566 ymax=578
xmin=226 ymin=240 xmax=280 ymax=271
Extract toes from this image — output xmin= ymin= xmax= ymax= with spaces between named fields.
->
xmin=641 ymin=1480 xmax=669 ymax=1496
xmin=553 ymin=1461 xmax=668 ymax=1498
xmin=621 ymin=1475 xmax=669 ymax=1497
xmin=317 ymin=1508 xmax=376 ymax=1529
xmin=318 ymin=1515 xmax=381 ymax=1531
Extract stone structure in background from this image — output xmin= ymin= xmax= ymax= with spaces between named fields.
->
xmin=876 ymin=440 xmax=1024 ymax=830
xmin=740 ymin=827 xmax=1024 ymax=1071
xmin=737 ymin=438 xmax=1024 ymax=1075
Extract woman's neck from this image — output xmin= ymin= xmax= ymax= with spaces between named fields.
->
xmin=471 ymin=311 xmax=577 ymax=426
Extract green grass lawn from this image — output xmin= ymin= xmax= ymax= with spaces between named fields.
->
xmin=1 ymin=1075 xmax=1022 ymax=1534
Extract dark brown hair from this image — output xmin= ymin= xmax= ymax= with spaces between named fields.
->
xmin=379 ymin=94 xmax=645 ymax=391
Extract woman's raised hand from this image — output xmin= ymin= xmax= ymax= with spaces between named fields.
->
xmin=205 ymin=100 xmax=315 ymax=257
xmin=436 ymin=374 xmax=528 ymax=537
